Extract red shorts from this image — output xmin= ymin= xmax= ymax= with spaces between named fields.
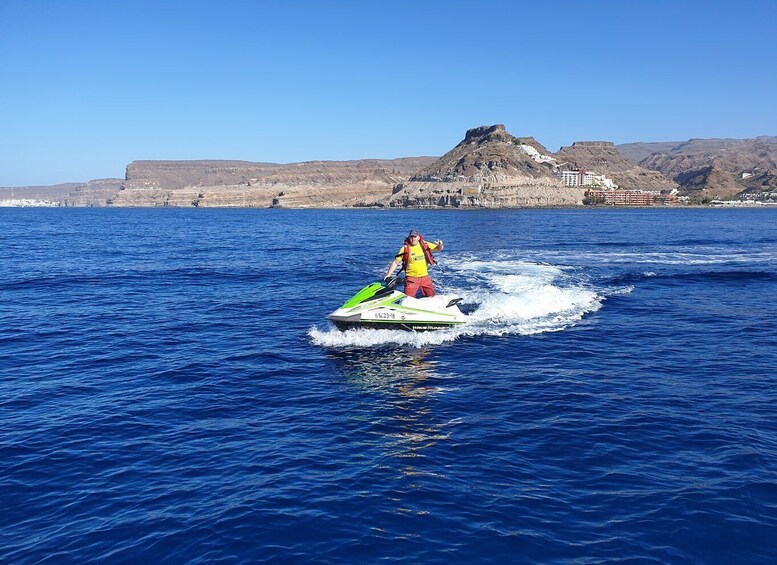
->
xmin=405 ymin=275 xmax=436 ymax=298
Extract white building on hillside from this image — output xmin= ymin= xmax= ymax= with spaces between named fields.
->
xmin=591 ymin=174 xmax=618 ymax=189
xmin=561 ymin=169 xmax=617 ymax=189
xmin=562 ymin=170 xmax=593 ymax=186
xmin=517 ymin=144 xmax=557 ymax=164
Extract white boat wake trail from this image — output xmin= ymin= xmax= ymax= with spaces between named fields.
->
xmin=309 ymin=254 xmax=613 ymax=348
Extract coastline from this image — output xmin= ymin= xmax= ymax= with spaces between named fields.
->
xmin=2 ymin=202 xmax=776 ymax=211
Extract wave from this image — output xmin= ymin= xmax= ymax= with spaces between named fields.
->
xmin=310 ymin=258 xmax=606 ymax=348
xmin=607 ymin=271 xmax=658 ymax=284
xmin=528 ymin=248 xmax=777 ymax=267
xmin=607 ymin=269 xmax=776 ymax=286
xmin=651 ymin=270 xmax=777 ymax=283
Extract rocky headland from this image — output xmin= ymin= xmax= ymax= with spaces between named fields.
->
xmin=389 ymin=125 xmax=586 ymax=207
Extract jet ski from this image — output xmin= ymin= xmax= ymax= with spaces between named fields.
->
xmin=328 ymin=276 xmax=468 ymax=331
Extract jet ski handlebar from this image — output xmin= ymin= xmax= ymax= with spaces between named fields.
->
xmin=382 ymin=275 xmax=400 ymax=291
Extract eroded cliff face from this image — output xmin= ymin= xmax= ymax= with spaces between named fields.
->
xmin=110 ymin=158 xmax=436 ymax=207
xmin=62 ymin=179 xmax=124 ymax=206
xmin=389 ymin=125 xmax=585 ymax=208
xmin=390 ymin=179 xmax=585 ymax=208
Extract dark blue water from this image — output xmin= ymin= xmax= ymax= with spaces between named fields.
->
xmin=2 ymin=208 xmax=776 ymax=563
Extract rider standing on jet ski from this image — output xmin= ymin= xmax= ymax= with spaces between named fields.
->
xmin=384 ymin=229 xmax=444 ymax=298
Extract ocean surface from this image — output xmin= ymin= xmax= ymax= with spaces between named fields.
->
xmin=2 ymin=207 xmax=776 ymax=564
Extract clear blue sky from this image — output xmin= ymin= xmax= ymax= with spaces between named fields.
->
xmin=1 ymin=0 xmax=775 ymax=186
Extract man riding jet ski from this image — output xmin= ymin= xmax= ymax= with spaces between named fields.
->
xmin=327 ymin=275 xmax=467 ymax=331
xmin=384 ymin=229 xmax=442 ymax=298
xmin=328 ymin=229 xmax=467 ymax=331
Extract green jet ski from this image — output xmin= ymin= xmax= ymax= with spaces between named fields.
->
xmin=328 ymin=276 xmax=468 ymax=331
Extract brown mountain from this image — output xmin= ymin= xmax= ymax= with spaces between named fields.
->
xmin=618 ymin=137 xmax=777 ymax=199
xmin=615 ymin=141 xmax=684 ymax=164
xmin=390 ymin=125 xmax=585 ymax=208
xmin=409 ymin=125 xmax=557 ymax=183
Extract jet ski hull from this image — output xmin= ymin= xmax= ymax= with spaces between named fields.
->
xmin=328 ymin=282 xmax=467 ymax=332
xmin=329 ymin=317 xmax=463 ymax=332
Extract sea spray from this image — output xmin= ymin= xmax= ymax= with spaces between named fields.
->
xmin=310 ymin=257 xmax=606 ymax=348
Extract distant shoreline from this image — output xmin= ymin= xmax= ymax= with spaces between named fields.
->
xmin=2 ymin=203 xmax=776 ymax=211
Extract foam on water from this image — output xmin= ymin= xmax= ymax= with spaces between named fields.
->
xmin=310 ymin=258 xmax=605 ymax=348
xmin=528 ymin=247 xmax=777 ymax=267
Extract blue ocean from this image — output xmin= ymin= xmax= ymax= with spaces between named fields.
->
xmin=2 ymin=207 xmax=776 ymax=563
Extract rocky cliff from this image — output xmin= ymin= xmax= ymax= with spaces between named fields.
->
xmin=555 ymin=141 xmax=677 ymax=191
xmin=389 ymin=125 xmax=585 ymax=208
xmin=618 ymin=137 xmax=777 ymax=199
xmin=110 ymin=157 xmax=436 ymax=207
xmin=6 ymin=131 xmax=774 ymax=208
xmin=62 ymin=179 xmax=124 ymax=206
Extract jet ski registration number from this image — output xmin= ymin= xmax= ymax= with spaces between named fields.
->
xmin=374 ymin=312 xmax=396 ymax=319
